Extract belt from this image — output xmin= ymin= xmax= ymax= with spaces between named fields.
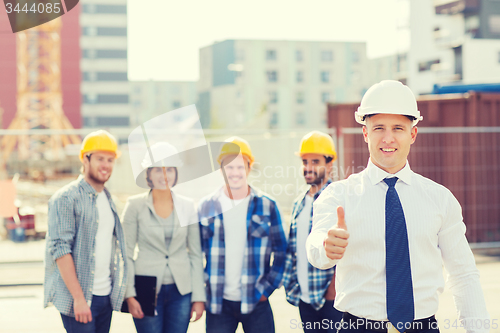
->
xmin=342 ymin=313 xmax=438 ymax=333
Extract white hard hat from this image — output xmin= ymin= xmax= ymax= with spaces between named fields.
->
xmin=355 ymin=80 xmax=423 ymax=126
xmin=141 ymin=142 xmax=183 ymax=169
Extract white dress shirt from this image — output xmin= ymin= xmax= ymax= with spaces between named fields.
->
xmin=306 ymin=159 xmax=489 ymax=332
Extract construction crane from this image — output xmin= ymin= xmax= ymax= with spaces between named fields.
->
xmin=0 ymin=17 xmax=81 ymax=179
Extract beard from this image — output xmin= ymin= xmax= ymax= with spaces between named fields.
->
xmin=88 ymin=166 xmax=110 ymax=185
xmin=304 ymin=169 xmax=326 ymax=186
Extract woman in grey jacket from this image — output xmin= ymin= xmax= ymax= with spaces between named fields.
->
xmin=122 ymin=143 xmax=205 ymax=333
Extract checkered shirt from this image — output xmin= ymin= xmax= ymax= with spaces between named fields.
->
xmin=198 ymin=186 xmax=288 ymax=314
xmin=282 ymin=180 xmax=335 ymax=311
xmin=43 ymin=175 xmax=128 ymax=316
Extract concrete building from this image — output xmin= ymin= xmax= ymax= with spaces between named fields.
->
xmin=407 ymin=0 xmax=500 ymax=95
xmin=80 ymin=0 xmax=130 ymax=133
xmin=198 ymin=40 xmax=370 ymax=129
xmin=129 ymin=81 xmax=197 ymax=126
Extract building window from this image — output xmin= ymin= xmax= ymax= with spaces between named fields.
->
xmin=96 ymin=49 xmax=127 ymax=59
xmin=93 ymin=94 xmax=129 ymax=104
xmin=172 ymin=100 xmax=181 ymax=108
xmin=296 ymin=71 xmax=304 ymax=83
xmin=96 ymin=116 xmax=130 ymax=127
xmin=82 ymin=72 xmax=96 ymax=81
xmin=321 ymin=50 xmax=333 ymax=62
xmin=95 ymin=5 xmax=127 ymax=14
xmin=296 ymin=112 xmax=305 ymax=125
xmin=266 ymin=49 xmax=277 ymax=60
xmin=296 ymin=50 xmax=303 ymax=62
xmin=82 ymin=49 xmax=126 ymax=59
xmin=296 ymin=92 xmax=305 ymax=104
xmin=418 ymin=59 xmax=440 ymax=72
xmin=268 ymin=91 xmax=278 ymax=104
xmin=321 ymin=92 xmax=330 ymax=103
xmin=81 ymin=26 xmax=97 ymax=36
xmin=352 ymin=51 xmax=360 ymax=63
xmin=266 ymin=70 xmax=278 ymax=83
xmin=96 ymin=27 xmax=127 ymax=36
xmin=320 ymin=71 xmax=330 ymax=83
xmin=96 ymin=72 xmax=128 ymax=81
xmin=270 ymin=112 xmax=278 ymax=127
xmin=82 ymin=94 xmax=97 ymax=104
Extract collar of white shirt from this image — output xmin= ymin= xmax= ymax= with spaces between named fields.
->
xmin=366 ymin=159 xmax=413 ymax=186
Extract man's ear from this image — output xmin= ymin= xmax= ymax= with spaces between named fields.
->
xmin=362 ymin=125 xmax=368 ymax=143
xmin=410 ymin=126 xmax=418 ymax=144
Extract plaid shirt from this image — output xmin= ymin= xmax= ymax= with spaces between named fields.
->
xmin=198 ymin=186 xmax=288 ymax=314
xmin=282 ymin=180 xmax=335 ymax=311
xmin=44 ymin=175 xmax=128 ymax=316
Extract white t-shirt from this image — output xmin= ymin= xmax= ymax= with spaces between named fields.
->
xmin=93 ymin=191 xmax=115 ymax=296
xmin=220 ymin=192 xmax=251 ymax=301
xmin=297 ymin=195 xmax=314 ymax=303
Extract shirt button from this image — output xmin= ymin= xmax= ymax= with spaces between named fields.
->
xmin=93 ymin=253 xmax=95 ymax=257
xmin=91 ymin=271 xmax=94 ymax=274
xmin=96 ymin=220 xmax=99 ymax=223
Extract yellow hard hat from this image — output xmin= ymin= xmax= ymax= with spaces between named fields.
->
xmin=296 ymin=131 xmax=337 ymax=161
xmin=217 ymin=136 xmax=255 ymax=166
xmin=80 ymin=130 xmax=121 ymax=161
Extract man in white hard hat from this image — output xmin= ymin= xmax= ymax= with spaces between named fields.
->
xmin=198 ymin=137 xmax=288 ymax=333
xmin=44 ymin=130 xmax=128 ymax=333
xmin=283 ymin=131 xmax=343 ymax=333
xmin=306 ymin=80 xmax=489 ymax=333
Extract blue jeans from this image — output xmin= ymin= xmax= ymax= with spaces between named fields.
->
xmin=206 ymin=299 xmax=275 ymax=333
xmin=298 ymin=300 xmax=344 ymax=333
xmin=60 ymin=295 xmax=112 ymax=333
xmin=133 ymin=284 xmax=192 ymax=333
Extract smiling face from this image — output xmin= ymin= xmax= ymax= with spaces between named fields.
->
xmin=363 ymin=113 xmax=418 ymax=174
xmin=147 ymin=167 xmax=177 ymax=189
xmin=83 ymin=151 xmax=116 ymax=186
xmin=302 ymin=153 xmax=332 ymax=186
xmin=221 ymin=154 xmax=250 ymax=191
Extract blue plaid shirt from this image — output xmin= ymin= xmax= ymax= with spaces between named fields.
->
xmin=198 ymin=186 xmax=288 ymax=314
xmin=44 ymin=175 xmax=128 ymax=316
xmin=282 ymin=180 xmax=335 ymax=311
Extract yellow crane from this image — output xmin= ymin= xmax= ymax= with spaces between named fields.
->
xmin=0 ymin=18 xmax=80 ymax=179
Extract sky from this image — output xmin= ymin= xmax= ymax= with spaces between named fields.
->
xmin=128 ymin=0 xmax=410 ymax=81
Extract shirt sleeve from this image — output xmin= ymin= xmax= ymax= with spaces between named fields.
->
xmin=121 ymin=199 xmax=139 ymax=299
xmin=187 ymin=202 xmax=207 ymax=303
xmin=261 ymin=200 xmax=288 ymax=298
xmin=47 ymin=195 xmax=76 ymax=261
xmin=306 ymin=184 xmax=342 ymax=270
xmin=439 ymin=191 xmax=490 ymax=333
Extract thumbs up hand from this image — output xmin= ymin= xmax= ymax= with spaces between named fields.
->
xmin=323 ymin=206 xmax=350 ymax=260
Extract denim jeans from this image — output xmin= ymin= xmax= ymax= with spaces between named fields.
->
xmin=133 ymin=284 xmax=192 ymax=333
xmin=60 ymin=295 xmax=112 ymax=333
xmin=298 ymin=300 xmax=344 ymax=333
xmin=206 ymin=299 xmax=275 ymax=333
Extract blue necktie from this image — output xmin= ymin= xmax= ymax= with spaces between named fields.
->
xmin=384 ymin=177 xmax=414 ymax=331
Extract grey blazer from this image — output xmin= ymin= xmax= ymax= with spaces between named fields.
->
xmin=122 ymin=190 xmax=205 ymax=302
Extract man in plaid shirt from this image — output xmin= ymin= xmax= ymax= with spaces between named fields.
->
xmin=44 ymin=131 xmax=127 ymax=333
xmin=198 ymin=137 xmax=287 ymax=333
xmin=283 ymin=131 xmax=343 ymax=332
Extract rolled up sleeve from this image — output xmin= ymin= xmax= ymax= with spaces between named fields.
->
xmin=48 ymin=195 xmax=76 ymax=261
